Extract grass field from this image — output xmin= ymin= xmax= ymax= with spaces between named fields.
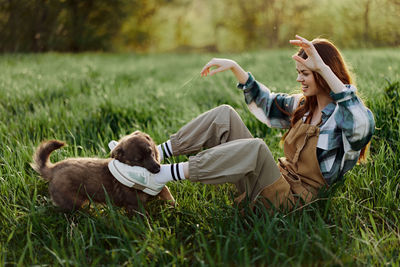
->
xmin=1 ymin=49 xmax=400 ymax=266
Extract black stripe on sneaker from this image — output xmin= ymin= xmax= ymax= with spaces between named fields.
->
xmin=175 ymin=163 xmax=181 ymax=181
xmin=171 ymin=164 xmax=177 ymax=181
xmin=164 ymin=142 xmax=172 ymax=158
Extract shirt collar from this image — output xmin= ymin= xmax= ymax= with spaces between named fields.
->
xmin=321 ymin=102 xmax=336 ymax=116
xmin=319 ymin=102 xmax=337 ymax=126
xmin=303 ymin=102 xmax=336 ymax=124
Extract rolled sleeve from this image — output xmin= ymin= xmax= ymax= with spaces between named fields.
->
xmin=237 ymin=72 xmax=260 ymax=104
xmin=330 ymin=84 xmax=356 ymax=102
xmin=237 ymin=72 xmax=255 ymax=90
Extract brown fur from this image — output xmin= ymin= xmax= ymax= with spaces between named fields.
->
xmin=31 ymin=131 xmax=175 ymax=214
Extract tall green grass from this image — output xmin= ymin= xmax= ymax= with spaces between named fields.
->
xmin=0 ymin=49 xmax=399 ymax=266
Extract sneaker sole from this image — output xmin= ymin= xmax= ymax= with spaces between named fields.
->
xmin=108 ymin=160 xmax=160 ymax=196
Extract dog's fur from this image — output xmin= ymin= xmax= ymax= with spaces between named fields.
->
xmin=31 ymin=131 xmax=175 ymax=214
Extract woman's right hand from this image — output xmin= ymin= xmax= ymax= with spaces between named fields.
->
xmin=200 ymin=58 xmax=237 ymax=77
xmin=201 ymin=58 xmax=249 ymax=84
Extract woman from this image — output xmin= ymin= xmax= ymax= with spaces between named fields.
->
xmin=108 ymin=35 xmax=375 ymax=211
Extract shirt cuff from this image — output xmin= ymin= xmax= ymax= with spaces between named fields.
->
xmin=237 ymin=72 xmax=255 ymax=91
xmin=329 ymin=84 xmax=356 ymax=102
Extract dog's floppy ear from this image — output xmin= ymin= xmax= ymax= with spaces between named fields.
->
xmin=111 ymin=146 xmax=124 ymax=159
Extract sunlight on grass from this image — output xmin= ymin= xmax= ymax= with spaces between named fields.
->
xmin=0 ymin=50 xmax=399 ymax=265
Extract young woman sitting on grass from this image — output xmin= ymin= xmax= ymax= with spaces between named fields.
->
xmin=108 ymin=35 xmax=375 ymax=211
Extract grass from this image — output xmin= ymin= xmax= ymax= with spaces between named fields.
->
xmin=0 ymin=49 xmax=399 ymax=266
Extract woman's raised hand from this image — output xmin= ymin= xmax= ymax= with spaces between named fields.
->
xmin=201 ymin=58 xmax=249 ymax=84
xmin=290 ymin=35 xmax=326 ymax=73
xmin=200 ymin=58 xmax=237 ymax=77
xmin=291 ymin=34 xmax=346 ymax=94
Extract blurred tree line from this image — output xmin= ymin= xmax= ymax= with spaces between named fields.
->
xmin=1 ymin=0 xmax=399 ymax=53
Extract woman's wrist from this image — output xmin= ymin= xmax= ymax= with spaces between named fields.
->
xmin=318 ymin=64 xmax=346 ymax=94
xmin=231 ymin=62 xmax=249 ymax=84
xmin=315 ymin=63 xmax=330 ymax=75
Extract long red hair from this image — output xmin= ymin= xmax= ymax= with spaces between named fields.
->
xmin=288 ymin=38 xmax=369 ymax=163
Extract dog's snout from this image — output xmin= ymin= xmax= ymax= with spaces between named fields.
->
xmin=146 ymin=161 xmax=160 ymax=174
xmin=152 ymin=164 xmax=161 ymax=174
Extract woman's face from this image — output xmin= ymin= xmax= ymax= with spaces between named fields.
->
xmin=296 ymin=62 xmax=318 ymax=97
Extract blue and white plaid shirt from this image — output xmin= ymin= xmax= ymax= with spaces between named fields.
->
xmin=238 ymin=73 xmax=375 ymax=185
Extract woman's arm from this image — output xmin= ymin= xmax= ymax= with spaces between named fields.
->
xmin=201 ymin=58 xmax=301 ymax=128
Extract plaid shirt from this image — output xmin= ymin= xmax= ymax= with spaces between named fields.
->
xmin=238 ymin=73 xmax=375 ymax=185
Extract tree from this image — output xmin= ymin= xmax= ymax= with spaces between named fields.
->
xmin=0 ymin=0 xmax=128 ymax=52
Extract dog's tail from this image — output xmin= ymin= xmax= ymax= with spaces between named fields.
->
xmin=31 ymin=140 xmax=65 ymax=181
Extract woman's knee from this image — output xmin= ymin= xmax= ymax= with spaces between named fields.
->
xmin=210 ymin=105 xmax=251 ymax=140
xmin=215 ymin=104 xmax=235 ymax=115
xmin=248 ymin=138 xmax=267 ymax=149
xmin=215 ymin=104 xmax=243 ymax=123
xmin=203 ymin=105 xmax=234 ymax=124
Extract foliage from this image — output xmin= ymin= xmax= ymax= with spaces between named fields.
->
xmin=0 ymin=0 xmax=400 ymax=52
xmin=0 ymin=50 xmax=399 ymax=265
xmin=0 ymin=0 xmax=129 ymax=52
xmin=371 ymin=80 xmax=400 ymax=169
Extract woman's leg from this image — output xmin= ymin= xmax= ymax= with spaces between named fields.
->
xmin=169 ymin=105 xmax=253 ymax=156
xmin=188 ymin=138 xmax=281 ymax=202
xmin=110 ymin=133 xmax=290 ymax=208
xmin=110 ymin=105 xmax=289 ymax=208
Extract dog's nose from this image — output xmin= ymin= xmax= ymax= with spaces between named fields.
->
xmin=153 ymin=165 xmax=161 ymax=173
xmin=146 ymin=161 xmax=161 ymax=174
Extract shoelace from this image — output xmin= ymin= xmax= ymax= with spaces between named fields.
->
xmin=137 ymin=169 xmax=149 ymax=179
xmin=129 ymin=168 xmax=151 ymax=181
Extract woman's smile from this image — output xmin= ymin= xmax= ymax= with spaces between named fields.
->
xmin=296 ymin=61 xmax=318 ymax=96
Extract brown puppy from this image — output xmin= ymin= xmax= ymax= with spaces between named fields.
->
xmin=31 ymin=131 xmax=175 ymax=214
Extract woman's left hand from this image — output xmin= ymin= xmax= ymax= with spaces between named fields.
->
xmin=290 ymin=35 xmax=326 ymax=73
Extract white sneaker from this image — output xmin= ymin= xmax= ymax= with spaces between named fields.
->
xmin=108 ymin=159 xmax=165 ymax=196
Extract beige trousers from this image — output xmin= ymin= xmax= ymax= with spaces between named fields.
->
xmin=169 ymin=105 xmax=281 ymax=201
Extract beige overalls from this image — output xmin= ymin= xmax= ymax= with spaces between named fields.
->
xmin=261 ymin=118 xmax=328 ymax=210
xmin=169 ymin=105 xmax=327 ymax=210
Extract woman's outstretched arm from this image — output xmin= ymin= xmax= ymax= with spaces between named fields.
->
xmin=200 ymin=58 xmax=301 ymax=129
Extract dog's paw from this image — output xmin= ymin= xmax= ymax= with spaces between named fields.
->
xmin=158 ymin=186 xmax=176 ymax=207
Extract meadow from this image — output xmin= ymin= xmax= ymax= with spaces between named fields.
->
xmin=0 ymin=49 xmax=399 ymax=266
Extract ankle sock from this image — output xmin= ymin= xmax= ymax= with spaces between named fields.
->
xmin=157 ymin=140 xmax=173 ymax=162
xmin=154 ymin=163 xmax=185 ymax=184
